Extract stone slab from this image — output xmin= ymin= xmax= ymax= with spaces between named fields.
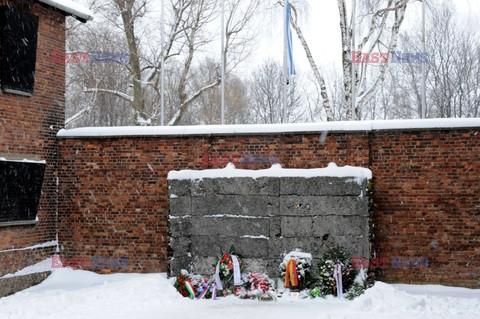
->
xmin=169 ymin=237 xmax=191 ymax=257
xmin=168 ymin=179 xmax=191 ymax=197
xmin=0 ymin=272 xmax=51 ymax=298
xmin=280 ymin=177 xmax=367 ymax=196
xmin=169 ymin=217 xmax=192 ymax=237
xmin=280 ymin=196 xmax=368 ymax=216
xmin=168 ymin=197 xmax=191 ymax=217
xmin=191 ymin=177 xmax=280 ymax=196
xmin=312 ymin=216 xmax=368 ymax=237
xmin=280 ymin=217 xmax=314 ymax=237
xmin=191 ymin=195 xmax=279 ymax=217
xmin=190 ymin=236 xmax=269 ymax=258
xmin=169 ymin=256 xmax=193 ymax=276
xmin=190 ymin=217 xmax=270 ymax=237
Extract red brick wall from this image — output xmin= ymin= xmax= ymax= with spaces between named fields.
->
xmin=57 ymin=129 xmax=480 ymax=287
xmin=0 ymin=0 xmax=65 ymax=276
xmin=370 ymin=130 xmax=480 ymax=286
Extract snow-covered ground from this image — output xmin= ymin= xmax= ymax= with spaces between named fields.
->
xmin=0 ymin=260 xmax=479 ymax=319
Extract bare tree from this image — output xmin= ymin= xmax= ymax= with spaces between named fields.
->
xmin=287 ymin=0 xmax=411 ymax=120
xmin=65 ymin=21 xmax=132 ymax=127
xmin=72 ymin=0 xmax=261 ymax=126
xmin=188 ymin=59 xmax=250 ymax=125
xmin=248 ymin=59 xmax=305 ymax=124
xmin=391 ymin=1 xmax=480 ymax=118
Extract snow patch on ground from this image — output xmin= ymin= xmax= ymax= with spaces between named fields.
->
xmin=168 ymin=163 xmax=372 ymax=183
xmin=0 ymin=268 xmax=479 ymax=319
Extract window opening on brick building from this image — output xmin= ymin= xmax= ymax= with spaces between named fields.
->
xmin=0 ymin=6 xmax=39 ymax=97
xmin=0 ymin=158 xmax=45 ymax=223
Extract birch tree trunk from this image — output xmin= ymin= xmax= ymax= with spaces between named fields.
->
xmin=290 ymin=8 xmax=334 ymax=121
xmin=337 ymin=0 xmax=409 ymax=119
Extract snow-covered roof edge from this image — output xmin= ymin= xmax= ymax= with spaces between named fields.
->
xmin=57 ymin=118 xmax=480 ymax=138
xmin=37 ymin=0 xmax=94 ymax=22
xmin=167 ymin=163 xmax=372 ymax=182
xmin=0 ymin=157 xmax=46 ymax=164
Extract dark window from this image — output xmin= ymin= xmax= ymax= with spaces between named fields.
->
xmin=0 ymin=160 xmax=45 ymax=223
xmin=0 ymin=6 xmax=39 ymax=96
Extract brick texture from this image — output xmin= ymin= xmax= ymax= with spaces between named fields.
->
xmin=0 ymin=0 xmax=65 ymax=276
xmin=57 ymin=129 xmax=480 ymax=287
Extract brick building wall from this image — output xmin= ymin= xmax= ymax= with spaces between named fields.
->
xmin=57 ymin=128 xmax=479 ymax=287
xmin=0 ymin=0 xmax=65 ymax=276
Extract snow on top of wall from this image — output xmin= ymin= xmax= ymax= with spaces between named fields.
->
xmin=0 ymin=258 xmax=53 ymax=279
xmin=167 ymin=163 xmax=372 ymax=182
xmin=0 ymin=157 xmax=46 ymax=164
xmin=0 ymin=240 xmax=58 ymax=253
xmin=57 ymin=118 xmax=480 ymax=138
xmin=37 ymin=0 xmax=94 ymax=21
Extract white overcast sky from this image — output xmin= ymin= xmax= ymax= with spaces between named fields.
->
xmin=77 ymin=0 xmax=480 ymax=77
xmin=253 ymin=0 xmax=480 ymax=74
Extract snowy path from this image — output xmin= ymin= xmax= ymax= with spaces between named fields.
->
xmin=0 ymin=267 xmax=479 ymax=319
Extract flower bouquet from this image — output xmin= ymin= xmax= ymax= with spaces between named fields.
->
xmin=317 ymin=245 xmax=355 ymax=297
xmin=213 ymin=245 xmax=243 ymax=293
xmin=235 ymin=272 xmax=276 ymax=301
xmin=174 ymin=270 xmax=217 ymax=299
xmin=174 ymin=272 xmax=191 ymax=298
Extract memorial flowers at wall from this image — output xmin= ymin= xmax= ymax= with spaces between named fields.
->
xmin=174 ymin=245 xmax=369 ymax=301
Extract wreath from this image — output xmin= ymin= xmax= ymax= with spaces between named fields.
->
xmin=279 ymin=250 xmax=315 ymax=291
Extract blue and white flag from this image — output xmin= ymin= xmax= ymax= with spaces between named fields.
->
xmin=286 ymin=0 xmax=296 ymax=76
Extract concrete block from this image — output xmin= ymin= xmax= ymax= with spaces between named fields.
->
xmin=191 ymin=178 xmax=220 ymax=196
xmin=169 ymin=197 xmax=191 ymax=217
xmin=280 ymin=196 xmax=367 ymax=216
xmin=191 ymin=195 xmax=278 ymax=217
xmin=168 ymin=179 xmax=191 ymax=197
xmin=280 ymin=176 xmax=367 ymax=196
xmin=233 ymin=237 xmax=269 ymax=258
xmin=330 ymin=235 xmax=370 ymax=258
xmin=169 ymin=256 xmax=193 ymax=276
xmin=191 ymin=256 xmax=217 ymax=276
xmin=167 ymin=174 xmax=371 ymax=277
xmin=169 ymin=217 xmax=192 ymax=237
xmin=267 ymin=259 xmax=282 ymax=278
xmin=190 ymin=217 xmax=270 ymax=237
xmin=280 ymin=217 xmax=313 ymax=237
xmin=269 ymin=217 xmax=282 ymax=237
xmin=312 ymin=216 xmax=368 ymax=237
xmin=169 ymin=237 xmax=191 ymax=257
xmin=0 ymin=272 xmax=51 ymax=298
xmin=242 ymin=258 xmax=270 ymax=274
xmin=190 ymin=236 xmax=269 ymax=258
xmin=192 ymin=177 xmax=280 ymax=196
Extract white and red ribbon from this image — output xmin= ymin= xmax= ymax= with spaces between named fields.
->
xmin=215 ymin=261 xmax=223 ymax=290
xmin=333 ymin=262 xmax=343 ymax=299
xmin=231 ymin=255 xmax=242 ymax=286
xmin=215 ymin=254 xmax=242 ymax=290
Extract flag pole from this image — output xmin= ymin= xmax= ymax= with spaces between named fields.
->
xmin=421 ymin=0 xmax=426 ymax=119
xmin=160 ymin=0 xmax=165 ymax=126
xmin=283 ymin=0 xmax=288 ymax=124
xmin=351 ymin=0 xmax=356 ymax=121
xmin=221 ymin=0 xmax=225 ymax=125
